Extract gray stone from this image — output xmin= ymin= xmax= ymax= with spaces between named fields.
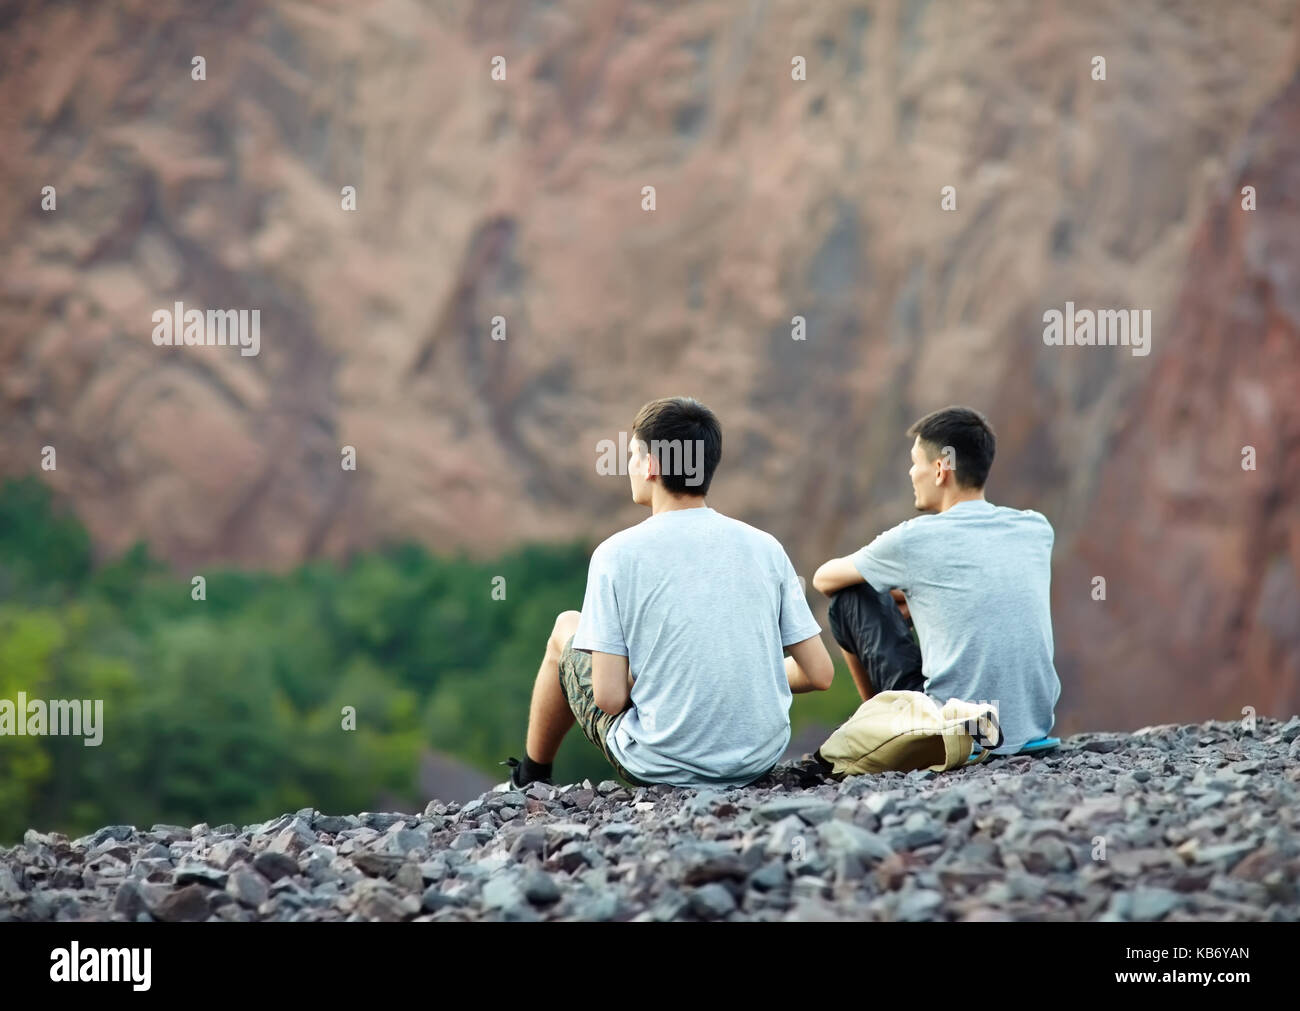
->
xmin=544 ymin=822 xmax=592 ymax=843
xmin=595 ymin=823 xmax=638 ymax=842
xmin=226 ymin=867 xmax=270 ymax=908
xmin=393 ymin=862 xmax=424 ymax=892
xmin=894 ymin=819 xmax=946 ymax=850
xmin=258 ymin=815 xmax=292 ymax=836
xmin=549 ymin=841 xmax=593 ymax=872
xmin=1192 ymin=841 xmax=1259 ymax=867
xmin=383 ymin=829 xmax=428 ymax=856
xmin=753 ymin=797 xmax=834 ymax=825
xmin=677 ymin=842 xmax=748 ymax=884
xmin=482 ymin=875 xmax=526 ymax=910
xmin=417 ymin=859 xmax=448 ymax=883
xmin=0 ymin=866 xmax=25 ymax=901
xmin=110 ymin=880 xmax=147 ymax=919
xmin=458 ymin=799 xmax=484 ymax=818
xmin=1130 ymin=888 xmax=1185 ymax=921
xmin=148 ymin=825 xmax=191 ymax=843
xmin=421 ymin=887 xmax=460 ymax=912
xmin=830 ymin=851 xmax=865 ymax=883
xmin=352 ymin=882 xmax=413 ymax=921
xmin=818 ymin=820 xmax=894 ymax=863
xmin=359 ymin=812 xmax=409 ymax=831
xmin=792 ymin=853 xmax=832 ymax=878
xmin=689 ymin=883 xmax=737 ymax=919
xmin=521 ymin=870 xmax=561 ymax=905
xmin=508 ymin=826 xmax=547 ymax=859
xmin=175 ymin=863 xmax=229 ymax=888
xmin=1023 ymin=837 xmax=1075 ymax=874
xmin=790 ymin=876 xmax=830 ymax=901
xmin=764 ymin=814 xmax=811 ymax=857
xmin=685 ymin=790 xmax=722 ymax=814
xmin=150 ymin=884 xmax=212 ymax=922
xmin=1104 ymin=887 xmax=1185 ymax=921
xmin=351 ymin=852 xmax=407 ymax=878
xmin=568 ymin=891 xmax=619 ymax=921
xmin=267 ymin=820 xmax=316 ymax=856
xmin=644 ymin=889 xmax=688 ymax=921
xmin=90 ymin=825 xmax=135 ymax=847
xmin=252 ymin=851 xmax=299 ymax=882
xmin=748 ymin=862 xmax=788 ymax=892
xmin=896 ymin=888 xmax=944 ymax=921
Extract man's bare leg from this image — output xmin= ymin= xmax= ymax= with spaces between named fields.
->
xmin=841 ymin=647 xmax=875 ymax=702
xmin=525 ymin=610 xmax=582 ymax=764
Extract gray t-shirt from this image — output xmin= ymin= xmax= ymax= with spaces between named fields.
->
xmin=849 ymin=499 xmax=1061 ymax=753
xmin=573 ymin=506 xmax=822 ymax=787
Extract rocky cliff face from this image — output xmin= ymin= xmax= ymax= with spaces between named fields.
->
xmin=1 ymin=1 xmax=1297 ymax=730
xmin=1056 ymin=70 xmax=1300 ymax=732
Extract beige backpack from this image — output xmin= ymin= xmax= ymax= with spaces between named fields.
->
xmin=818 ymin=690 xmax=1003 ymax=777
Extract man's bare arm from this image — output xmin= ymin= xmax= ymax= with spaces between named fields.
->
xmin=591 ymin=651 xmax=632 ymax=714
xmin=785 ymin=633 xmax=834 ymax=692
xmin=812 ymin=556 xmax=910 ymax=620
xmin=812 ymin=557 xmax=865 ymax=596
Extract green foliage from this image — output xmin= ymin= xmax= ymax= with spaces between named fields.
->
xmin=0 ymin=478 xmax=847 ymax=843
xmin=0 ymin=476 xmax=92 ymax=601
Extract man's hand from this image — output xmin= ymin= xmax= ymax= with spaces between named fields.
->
xmin=890 ymin=588 xmax=911 ymax=623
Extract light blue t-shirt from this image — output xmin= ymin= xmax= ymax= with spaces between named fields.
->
xmin=572 ymin=506 xmax=822 ymax=787
xmin=849 ymin=499 xmax=1062 ymax=754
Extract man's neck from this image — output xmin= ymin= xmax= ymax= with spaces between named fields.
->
xmin=936 ymin=488 xmax=987 ymax=513
xmin=650 ymin=489 xmax=708 ymax=515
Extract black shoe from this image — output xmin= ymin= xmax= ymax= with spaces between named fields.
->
xmin=495 ymin=756 xmax=552 ymax=791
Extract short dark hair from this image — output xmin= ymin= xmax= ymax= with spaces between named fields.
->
xmin=907 ymin=406 xmax=996 ymax=489
xmin=631 ymin=397 xmax=722 ymax=496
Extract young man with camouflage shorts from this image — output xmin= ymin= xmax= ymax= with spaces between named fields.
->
xmin=501 ymin=396 xmax=835 ymax=790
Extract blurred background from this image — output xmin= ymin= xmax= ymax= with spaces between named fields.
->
xmin=1 ymin=0 xmax=1298 ymax=843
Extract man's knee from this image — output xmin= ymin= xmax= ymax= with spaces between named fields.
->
xmin=548 ymin=610 xmax=582 ymax=656
xmin=827 ymin=583 xmax=873 ymax=646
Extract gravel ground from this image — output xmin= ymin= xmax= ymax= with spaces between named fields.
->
xmin=4 ymin=717 xmax=1298 ymax=922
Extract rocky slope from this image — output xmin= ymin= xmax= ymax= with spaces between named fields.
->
xmin=4 ymin=718 xmax=1298 ymax=922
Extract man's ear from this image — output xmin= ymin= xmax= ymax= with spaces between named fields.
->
xmin=644 ymin=450 xmax=660 ymax=482
xmin=934 ymin=456 xmax=946 ymax=486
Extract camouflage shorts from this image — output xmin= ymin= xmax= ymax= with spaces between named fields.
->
xmin=559 ymin=634 xmax=653 ymax=787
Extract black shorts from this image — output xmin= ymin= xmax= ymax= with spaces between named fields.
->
xmin=826 ymin=582 xmax=925 ymax=695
